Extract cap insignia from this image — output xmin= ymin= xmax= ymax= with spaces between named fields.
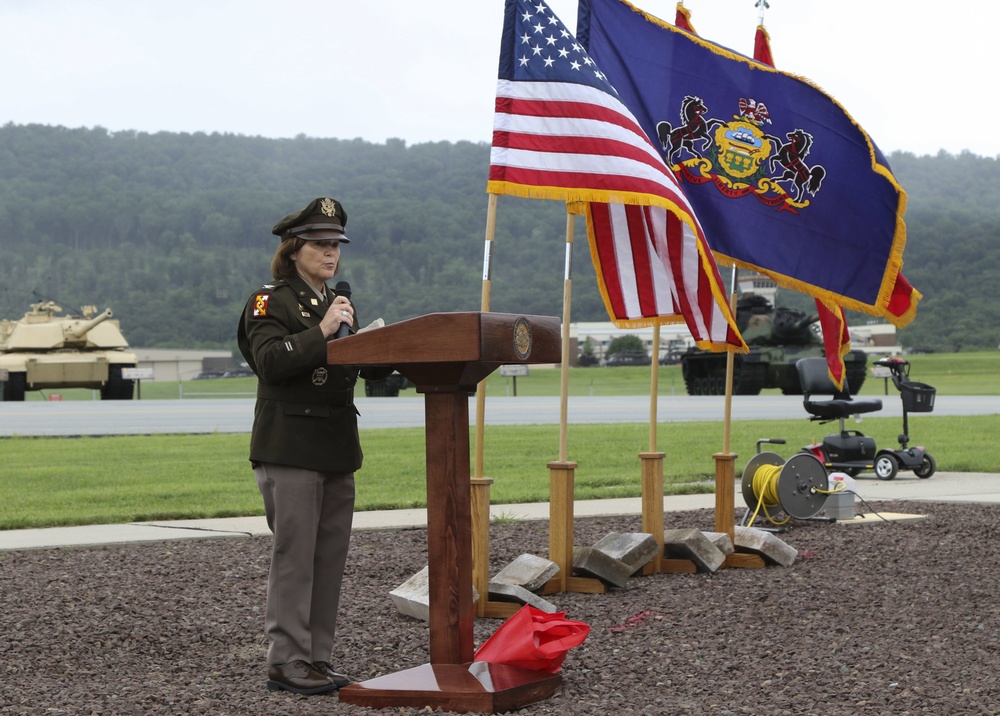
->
xmin=320 ymin=198 xmax=337 ymax=217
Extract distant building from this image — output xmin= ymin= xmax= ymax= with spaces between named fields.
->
xmin=132 ymin=348 xmax=234 ymax=382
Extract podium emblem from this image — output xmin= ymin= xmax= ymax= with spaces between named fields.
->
xmin=513 ymin=317 xmax=532 ymax=360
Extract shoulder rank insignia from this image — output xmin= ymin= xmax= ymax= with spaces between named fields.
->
xmin=252 ymin=293 xmax=270 ymax=318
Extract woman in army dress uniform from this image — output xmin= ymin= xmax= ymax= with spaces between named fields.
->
xmin=237 ymin=197 xmax=387 ymax=695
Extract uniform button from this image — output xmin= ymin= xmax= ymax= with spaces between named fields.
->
xmin=305 ymin=408 xmax=312 ymax=414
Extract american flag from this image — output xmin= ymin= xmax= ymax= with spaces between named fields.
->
xmin=489 ymin=0 xmax=745 ymax=350
xmin=586 ymin=202 xmax=743 ymax=348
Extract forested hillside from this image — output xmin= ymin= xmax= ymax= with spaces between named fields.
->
xmin=0 ymin=123 xmax=997 ymax=352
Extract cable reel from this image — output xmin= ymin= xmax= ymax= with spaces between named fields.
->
xmin=740 ymin=451 xmax=830 ymax=526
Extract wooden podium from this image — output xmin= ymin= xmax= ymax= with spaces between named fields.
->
xmin=328 ymin=312 xmax=563 ymax=712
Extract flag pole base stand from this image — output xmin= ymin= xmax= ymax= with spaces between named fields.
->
xmin=639 ymin=451 xmax=666 ymax=575
xmin=713 ymin=452 xmax=737 ymax=538
xmin=545 ymin=460 xmax=605 ymax=595
xmin=711 ymin=453 xmax=766 ymax=569
xmin=339 ymin=662 xmax=562 ymax=713
xmin=471 ymin=477 xmax=522 ymax=619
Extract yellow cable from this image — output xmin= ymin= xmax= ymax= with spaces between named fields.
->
xmin=814 ymin=480 xmax=847 ymax=495
xmin=746 ymin=464 xmax=790 ymax=528
xmin=747 ymin=465 xmax=845 ymax=527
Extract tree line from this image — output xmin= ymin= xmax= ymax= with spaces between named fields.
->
xmin=0 ymin=122 xmax=997 ymax=353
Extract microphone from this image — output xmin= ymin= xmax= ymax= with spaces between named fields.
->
xmin=333 ymin=281 xmax=352 ymax=339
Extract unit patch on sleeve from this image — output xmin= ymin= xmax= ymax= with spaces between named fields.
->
xmin=252 ymin=293 xmax=270 ymax=318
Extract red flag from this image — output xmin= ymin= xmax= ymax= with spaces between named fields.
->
xmin=674 ymin=2 xmax=695 ymax=34
xmin=886 ymin=272 xmax=919 ymax=325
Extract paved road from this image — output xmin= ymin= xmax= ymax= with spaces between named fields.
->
xmin=0 ymin=394 xmax=995 ymax=437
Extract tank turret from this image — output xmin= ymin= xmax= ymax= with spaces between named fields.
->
xmin=0 ymin=301 xmax=138 ymax=401
xmin=64 ymin=308 xmax=114 ymax=342
xmin=680 ymin=294 xmax=868 ymax=395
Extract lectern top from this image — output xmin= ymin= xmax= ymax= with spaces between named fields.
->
xmin=326 ymin=311 xmax=560 ymax=368
xmin=325 ymin=312 xmax=561 ymax=392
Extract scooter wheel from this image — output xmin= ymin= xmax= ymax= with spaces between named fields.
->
xmin=914 ymin=453 xmax=936 ymax=479
xmin=874 ymin=454 xmax=899 ymax=480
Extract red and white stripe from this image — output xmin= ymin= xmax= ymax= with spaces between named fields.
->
xmin=490 ymin=79 xmax=695 ymax=214
xmin=588 ymin=202 xmax=742 ymax=348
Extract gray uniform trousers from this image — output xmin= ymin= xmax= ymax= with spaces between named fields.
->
xmin=254 ymin=463 xmax=355 ymax=665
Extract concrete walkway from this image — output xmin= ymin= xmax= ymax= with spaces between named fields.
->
xmin=1 ymin=471 xmax=995 ymax=552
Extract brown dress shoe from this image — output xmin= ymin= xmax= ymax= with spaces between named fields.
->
xmin=266 ymin=660 xmax=337 ymax=695
xmin=312 ymin=661 xmax=353 ymax=688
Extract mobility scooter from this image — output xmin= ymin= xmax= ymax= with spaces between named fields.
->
xmin=797 ymin=356 xmax=936 ymax=480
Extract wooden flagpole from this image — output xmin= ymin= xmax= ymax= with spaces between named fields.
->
xmin=545 ymin=209 xmax=604 ymax=596
xmin=470 ymin=193 xmax=520 ymax=618
xmin=713 ymin=268 xmax=738 ymax=538
xmin=473 ymin=194 xmax=497 ymax=481
xmin=716 ymin=266 xmax=764 ymax=568
xmin=640 ymin=323 xmax=666 ymax=575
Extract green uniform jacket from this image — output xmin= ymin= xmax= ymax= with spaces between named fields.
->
xmin=237 ymin=275 xmax=384 ymax=473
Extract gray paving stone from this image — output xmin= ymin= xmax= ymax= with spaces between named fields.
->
xmin=734 ymin=526 xmax=797 ymax=567
xmin=592 ymin=532 xmax=660 ymax=574
xmin=492 ymin=553 xmax=560 ymax=593
xmin=487 ymin=582 xmax=559 ymax=612
xmin=573 ymin=546 xmax=632 ymax=588
xmin=662 ymin=528 xmax=726 ymax=573
xmin=389 ymin=565 xmax=479 ymax=621
xmin=702 ymin=531 xmax=736 ymax=556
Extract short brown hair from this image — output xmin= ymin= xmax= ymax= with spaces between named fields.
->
xmin=270 ymin=237 xmax=304 ymax=281
xmin=270 ymin=238 xmax=342 ymax=281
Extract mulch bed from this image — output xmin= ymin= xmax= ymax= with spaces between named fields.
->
xmin=2 ymin=500 xmax=998 ymax=715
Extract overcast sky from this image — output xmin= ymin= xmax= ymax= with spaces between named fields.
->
xmin=3 ymin=0 xmax=997 ymax=157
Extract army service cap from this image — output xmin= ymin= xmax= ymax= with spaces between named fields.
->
xmin=271 ymin=197 xmax=350 ymax=242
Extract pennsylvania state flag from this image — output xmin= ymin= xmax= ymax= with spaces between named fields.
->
xmin=577 ymin=0 xmax=909 ymax=319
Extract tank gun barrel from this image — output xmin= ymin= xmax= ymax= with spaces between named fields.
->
xmin=64 ymin=308 xmax=113 ymax=340
xmin=794 ymin=313 xmax=820 ymax=331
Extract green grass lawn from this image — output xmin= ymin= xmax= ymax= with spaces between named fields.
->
xmin=2 ymin=412 xmax=997 ymax=530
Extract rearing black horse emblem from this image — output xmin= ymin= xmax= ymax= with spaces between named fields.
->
xmin=656 ymin=96 xmax=721 ymax=163
xmin=769 ymin=129 xmax=826 ymax=203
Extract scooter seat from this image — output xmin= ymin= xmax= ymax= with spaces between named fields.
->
xmin=796 ymin=357 xmax=882 ymax=421
xmin=803 ymin=397 xmax=883 ymax=421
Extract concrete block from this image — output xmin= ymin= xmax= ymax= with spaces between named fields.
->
xmin=389 ymin=566 xmax=479 ymax=622
xmin=662 ymin=528 xmax=726 ymax=573
xmin=492 ymin=553 xmax=560 ymax=593
xmin=702 ymin=531 xmax=735 ymax=556
xmin=573 ymin=546 xmax=632 ymax=588
xmin=592 ymin=532 xmax=661 ymax=574
xmin=487 ymin=582 xmax=559 ymax=612
xmin=733 ymin=526 xmax=797 ymax=567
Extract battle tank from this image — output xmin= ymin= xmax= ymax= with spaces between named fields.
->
xmin=680 ymin=294 xmax=868 ymax=396
xmin=0 ymin=301 xmax=138 ymax=401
